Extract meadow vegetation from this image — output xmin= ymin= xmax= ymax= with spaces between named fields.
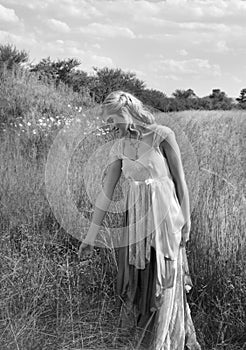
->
xmin=0 ymin=68 xmax=245 ymax=350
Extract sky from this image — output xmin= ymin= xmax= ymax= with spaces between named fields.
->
xmin=0 ymin=0 xmax=246 ymax=98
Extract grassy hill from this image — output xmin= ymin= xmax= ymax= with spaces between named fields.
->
xmin=0 ymin=69 xmax=245 ymax=350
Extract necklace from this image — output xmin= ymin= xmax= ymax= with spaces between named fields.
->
xmin=125 ymin=128 xmax=153 ymax=160
xmin=128 ymin=136 xmax=141 ymax=160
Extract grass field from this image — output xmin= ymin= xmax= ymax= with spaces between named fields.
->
xmin=0 ymin=71 xmax=245 ymax=349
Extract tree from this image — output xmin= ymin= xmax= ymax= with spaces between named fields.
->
xmin=139 ymin=89 xmax=168 ymax=112
xmin=198 ymin=97 xmax=212 ymax=110
xmin=208 ymin=89 xmax=233 ymax=110
xmin=90 ymin=67 xmax=146 ymax=103
xmin=30 ymin=57 xmax=81 ymax=86
xmin=172 ymin=89 xmax=196 ymax=99
xmin=66 ymin=70 xmax=91 ymax=92
xmin=236 ymin=88 xmax=246 ymax=102
xmin=0 ymin=43 xmax=28 ymax=70
xmin=171 ymin=89 xmax=198 ymax=110
xmin=236 ymin=88 xmax=246 ymax=109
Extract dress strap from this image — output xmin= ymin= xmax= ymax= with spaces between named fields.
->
xmin=108 ymin=138 xmax=123 ymax=163
xmin=152 ymin=124 xmax=175 ymax=148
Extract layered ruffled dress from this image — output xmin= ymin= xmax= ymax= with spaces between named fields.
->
xmin=108 ymin=123 xmax=201 ymax=350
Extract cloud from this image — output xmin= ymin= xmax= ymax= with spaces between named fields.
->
xmin=47 ymin=19 xmax=70 ymax=33
xmin=179 ymin=22 xmax=230 ymax=33
xmin=65 ymin=46 xmax=85 ymax=57
xmin=150 ymin=58 xmax=221 ymax=77
xmin=92 ymin=43 xmax=101 ymax=49
xmin=178 ymin=49 xmax=188 ymax=56
xmin=216 ymin=40 xmax=230 ymax=53
xmin=80 ymin=23 xmax=136 ymax=39
xmin=0 ymin=0 xmax=103 ymax=19
xmin=90 ymin=54 xmax=114 ymax=67
xmin=161 ymin=74 xmax=179 ymax=81
xmin=37 ymin=40 xmax=113 ymax=70
xmin=0 ymin=4 xmax=19 ymax=23
xmin=95 ymin=0 xmax=161 ymax=18
xmin=201 ymin=4 xmax=226 ymax=18
xmin=0 ymin=0 xmax=49 ymax=10
xmin=231 ymin=75 xmax=242 ymax=84
xmin=0 ymin=0 xmax=245 ymax=99
xmin=59 ymin=2 xmax=102 ymax=19
xmin=56 ymin=39 xmax=64 ymax=45
xmin=0 ymin=30 xmax=37 ymax=47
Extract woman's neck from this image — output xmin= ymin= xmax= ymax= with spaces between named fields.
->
xmin=125 ymin=124 xmax=156 ymax=141
xmin=126 ymin=123 xmax=155 ymax=140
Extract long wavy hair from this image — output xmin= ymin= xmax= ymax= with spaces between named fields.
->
xmin=102 ymin=91 xmax=156 ymax=139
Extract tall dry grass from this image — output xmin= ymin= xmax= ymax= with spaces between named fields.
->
xmin=154 ymin=111 xmax=246 ymax=349
xmin=0 ymin=70 xmax=245 ymax=349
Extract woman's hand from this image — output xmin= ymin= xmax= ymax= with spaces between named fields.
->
xmin=180 ymin=220 xmax=191 ymax=247
xmin=78 ymin=242 xmax=94 ymax=260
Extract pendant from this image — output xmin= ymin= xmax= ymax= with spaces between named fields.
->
xmin=129 ymin=138 xmax=141 ymax=159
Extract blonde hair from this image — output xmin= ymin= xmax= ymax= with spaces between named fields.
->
xmin=102 ymin=90 xmax=155 ymax=139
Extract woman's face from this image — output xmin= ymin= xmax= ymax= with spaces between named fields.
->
xmin=104 ymin=112 xmax=129 ymax=137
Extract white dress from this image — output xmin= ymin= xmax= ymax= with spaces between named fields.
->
xmin=109 ymin=123 xmax=201 ymax=350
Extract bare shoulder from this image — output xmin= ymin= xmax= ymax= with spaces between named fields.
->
xmin=156 ymin=123 xmax=174 ymax=134
xmin=153 ymin=124 xmax=175 ymax=146
xmin=159 ymin=125 xmax=181 ymax=161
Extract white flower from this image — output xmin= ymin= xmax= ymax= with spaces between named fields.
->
xmin=145 ymin=178 xmax=154 ymax=185
xmin=185 ymin=285 xmax=192 ymax=293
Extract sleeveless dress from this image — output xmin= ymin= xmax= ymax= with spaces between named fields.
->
xmin=108 ymin=123 xmax=201 ymax=350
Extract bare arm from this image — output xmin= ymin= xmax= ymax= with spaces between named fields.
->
xmin=160 ymin=132 xmax=191 ymax=241
xmin=83 ymin=158 xmax=122 ymax=245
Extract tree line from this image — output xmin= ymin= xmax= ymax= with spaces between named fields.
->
xmin=1 ymin=43 xmax=246 ymax=111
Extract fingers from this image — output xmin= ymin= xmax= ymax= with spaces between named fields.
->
xmin=78 ymin=243 xmax=93 ymax=260
xmin=78 ymin=243 xmax=86 ymax=257
xmin=180 ymin=234 xmax=189 ymax=247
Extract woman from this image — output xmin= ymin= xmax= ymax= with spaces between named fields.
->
xmin=79 ymin=91 xmax=201 ymax=349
